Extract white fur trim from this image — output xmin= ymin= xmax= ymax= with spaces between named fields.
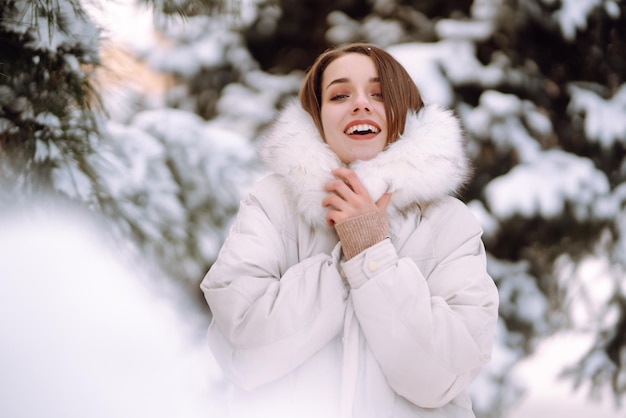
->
xmin=260 ymin=100 xmax=470 ymax=228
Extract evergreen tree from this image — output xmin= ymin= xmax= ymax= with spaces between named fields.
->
xmin=0 ymin=0 xmax=253 ymax=313
xmin=0 ymin=0 xmax=103 ymax=205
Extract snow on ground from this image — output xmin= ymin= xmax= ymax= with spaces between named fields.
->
xmin=0 ymin=204 xmax=227 ymax=418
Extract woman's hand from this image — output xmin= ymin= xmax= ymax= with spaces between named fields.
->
xmin=322 ymin=167 xmax=391 ymax=227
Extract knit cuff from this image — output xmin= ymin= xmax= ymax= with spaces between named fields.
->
xmin=335 ymin=210 xmax=389 ymax=260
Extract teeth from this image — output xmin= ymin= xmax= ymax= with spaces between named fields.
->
xmin=345 ymin=124 xmax=380 ymax=135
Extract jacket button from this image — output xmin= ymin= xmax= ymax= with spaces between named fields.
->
xmin=368 ymin=261 xmax=378 ymax=272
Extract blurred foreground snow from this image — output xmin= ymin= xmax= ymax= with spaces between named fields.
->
xmin=0 ymin=205 xmax=226 ymax=418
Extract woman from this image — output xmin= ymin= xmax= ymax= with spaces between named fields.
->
xmin=201 ymin=43 xmax=499 ymax=418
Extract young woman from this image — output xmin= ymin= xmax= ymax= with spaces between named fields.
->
xmin=201 ymin=43 xmax=499 ymax=418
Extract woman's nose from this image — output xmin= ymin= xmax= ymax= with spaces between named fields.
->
xmin=352 ymin=93 xmax=372 ymax=113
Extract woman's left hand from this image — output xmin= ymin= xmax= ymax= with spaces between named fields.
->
xmin=322 ymin=167 xmax=391 ymax=227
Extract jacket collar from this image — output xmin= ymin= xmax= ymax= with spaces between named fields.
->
xmin=260 ymin=100 xmax=471 ymax=228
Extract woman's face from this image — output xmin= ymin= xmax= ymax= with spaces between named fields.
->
xmin=320 ymin=53 xmax=388 ymax=165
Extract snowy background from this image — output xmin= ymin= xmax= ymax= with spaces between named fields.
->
xmin=1 ymin=0 xmax=625 ymax=417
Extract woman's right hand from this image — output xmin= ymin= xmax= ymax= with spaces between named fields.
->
xmin=322 ymin=167 xmax=391 ymax=227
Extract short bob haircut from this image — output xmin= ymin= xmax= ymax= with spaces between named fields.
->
xmin=299 ymin=43 xmax=424 ymax=145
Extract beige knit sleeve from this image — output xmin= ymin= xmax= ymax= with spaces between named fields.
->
xmin=334 ymin=210 xmax=389 ymax=260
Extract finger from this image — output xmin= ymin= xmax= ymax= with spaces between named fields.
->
xmin=322 ymin=193 xmax=349 ymax=211
xmin=376 ymin=193 xmax=392 ymax=212
xmin=326 ymin=210 xmax=335 ymax=226
xmin=324 ymin=179 xmax=355 ymax=202
xmin=326 ymin=207 xmax=350 ymax=225
xmin=331 ymin=168 xmax=369 ymax=197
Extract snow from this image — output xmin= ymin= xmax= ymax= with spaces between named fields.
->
xmin=554 ymin=0 xmax=622 ymax=41
xmin=84 ymin=0 xmax=156 ymax=52
xmin=471 ymin=0 xmax=501 ymax=20
xmin=481 ymin=90 xmax=525 ymax=118
xmin=485 ymin=149 xmax=610 ymax=219
xmin=0 ymin=206 xmax=226 ymax=418
xmin=387 ymin=43 xmax=456 ymax=106
xmin=487 ymin=255 xmax=550 ymax=335
xmin=51 ymin=157 xmax=95 ymax=201
xmin=214 ymin=70 xmax=301 ymax=134
xmin=556 ymin=256 xmax=617 ymax=330
xmin=0 ymin=117 xmax=14 ymax=135
xmin=96 ymin=104 xmax=259 ymax=279
xmin=508 ymin=333 xmax=623 ymax=418
xmin=102 ymin=122 xmax=167 ymax=197
xmin=435 ymin=19 xmax=495 ymax=41
xmin=326 ymin=11 xmax=405 ymax=47
xmin=470 ymin=321 xmax=524 ymax=414
xmin=568 ymin=83 xmax=626 ymax=149
xmin=463 ymin=90 xmax=544 ymax=162
xmin=326 ymin=11 xmax=366 ymax=45
xmin=146 ymin=17 xmax=241 ymax=77
xmin=127 ymin=107 xmax=258 ymax=204
xmin=467 ymin=199 xmax=499 ymax=243
xmin=360 ymin=16 xmax=405 ymax=47
xmin=9 ymin=0 xmax=100 ymax=54
xmin=388 ymin=40 xmax=506 ymax=106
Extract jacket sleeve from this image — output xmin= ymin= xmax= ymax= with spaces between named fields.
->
xmin=200 ymin=179 xmax=349 ymax=390
xmin=341 ymin=198 xmax=499 ymax=408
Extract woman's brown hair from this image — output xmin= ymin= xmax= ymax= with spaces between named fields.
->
xmin=299 ymin=43 xmax=424 ymax=145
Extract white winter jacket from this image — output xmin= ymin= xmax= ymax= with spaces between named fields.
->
xmin=201 ymin=101 xmax=499 ymax=418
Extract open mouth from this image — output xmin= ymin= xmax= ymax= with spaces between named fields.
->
xmin=344 ymin=124 xmax=380 ymax=135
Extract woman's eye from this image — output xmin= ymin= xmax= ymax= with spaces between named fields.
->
xmin=372 ymin=92 xmax=383 ymax=100
xmin=330 ymin=94 xmax=348 ymax=101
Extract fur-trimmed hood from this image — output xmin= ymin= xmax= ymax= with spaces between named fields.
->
xmin=260 ymin=100 xmax=471 ymax=228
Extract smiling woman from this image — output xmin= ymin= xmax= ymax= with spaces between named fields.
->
xmin=200 ymin=43 xmax=499 ymax=418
